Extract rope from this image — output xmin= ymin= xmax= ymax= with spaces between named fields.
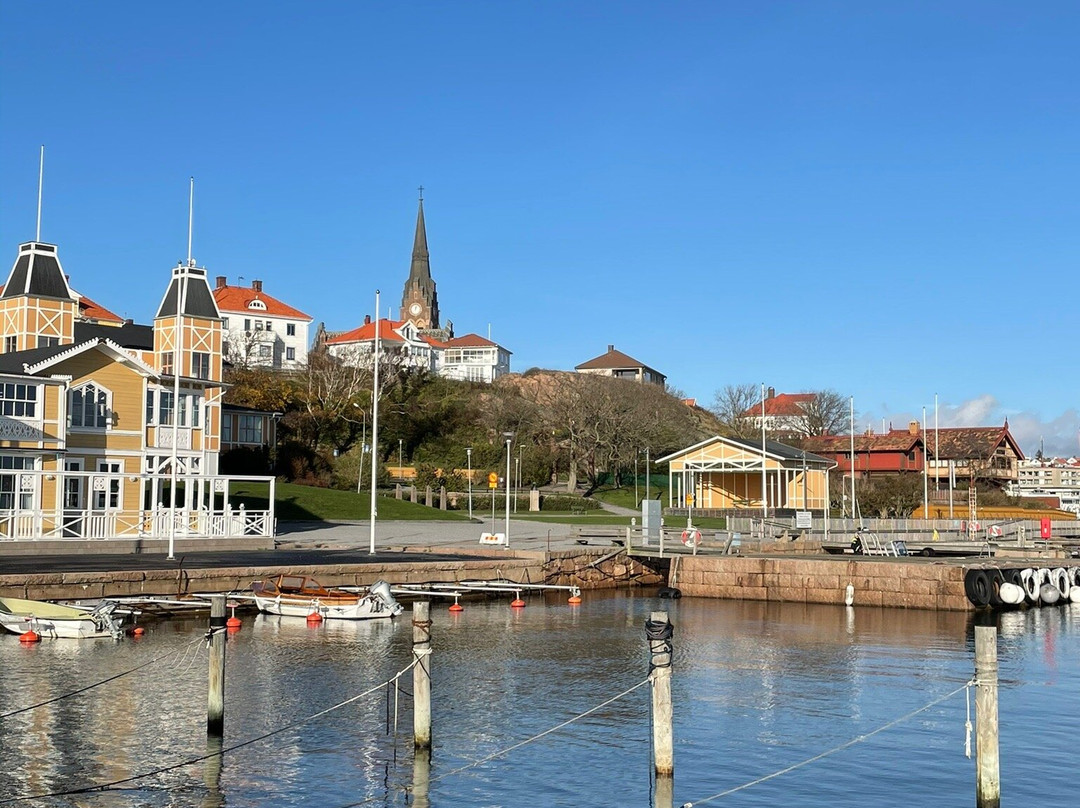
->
xmin=680 ymin=682 xmax=970 ymax=807
xmin=645 ymin=618 xmax=673 ymax=671
xmin=965 ymin=678 xmax=974 ymax=758
xmin=0 ymin=657 xmax=420 ymax=805
xmin=0 ymin=634 xmax=207 ymax=719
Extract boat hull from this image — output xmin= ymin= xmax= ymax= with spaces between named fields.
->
xmin=0 ymin=596 xmax=120 ymax=639
xmin=253 ymin=595 xmax=399 ymax=620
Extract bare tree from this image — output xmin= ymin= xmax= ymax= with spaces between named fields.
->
xmin=792 ymin=389 xmax=849 ymax=437
xmin=709 ymin=383 xmax=760 ymax=439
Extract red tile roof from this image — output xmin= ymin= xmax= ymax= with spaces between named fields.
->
xmin=576 ymin=346 xmax=659 ymax=373
xmin=0 ymin=285 xmax=125 ymax=324
xmin=326 ymin=319 xmax=407 ymax=345
xmin=212 ymin=285 xmax=311 ymax=320
xmin=803 ymin=423 xmax=1024 ymax=461
xmin=743 ymin=392 xmax=816 ymax=417
xmin=446 ymin=334 xmax=501 ymax=349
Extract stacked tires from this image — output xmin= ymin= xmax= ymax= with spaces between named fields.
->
xmin=965 ymin=566 xmax=1080 ymax=609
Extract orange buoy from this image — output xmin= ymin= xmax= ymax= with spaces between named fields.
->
xmin=132 ymin=626 xmax=146 ymax=637
xmin=568 ymin=595 xmax=582 ymax=604
xmin=306 ymin=611 xmax=323 ymax=624
xmin=226 ymin=616 xmax=242 ymax=629
xmin=19 ymin=630 xmax=41 ymax=643
xmin=510 ymin=598 xmax=526 ymax=608
xmin=449 ymin=602 xmax=464 ymax=613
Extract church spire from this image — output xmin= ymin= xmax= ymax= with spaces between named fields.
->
xmin=400 ymin=188 xmax=440 ymax=329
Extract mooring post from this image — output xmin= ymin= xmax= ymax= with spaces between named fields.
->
xmin=648 ymin=610 xmax=674 ymax=777
xmin=413 ymin=600 xmax=432 ymax=750
xmin=975 ymin=624 xmax=1000 ymax=808
xmin=207 ymin=594 xmax=226 ymax=737
xmin=412 ymin=747 xmax=431 ymax=808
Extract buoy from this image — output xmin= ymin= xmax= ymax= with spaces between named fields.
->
xmin=19 ymin=630 xmax=40 ymax=643
xmin=449 ymin=596 xmax=464 ymax=612
xmin=568 ymin=595 xmax=582 ymax=604
xmin=510 ymin=598 xmax=526 ymax=608
xmin=226 ymin=616 xmax=242 ymax=629
xmin=306 ymin=611 xmax=323 ymax=624
xmin=132 ymin=626 xmax=146 ymax=637
xmin=845 ymin=583 xmax=855 ymax=607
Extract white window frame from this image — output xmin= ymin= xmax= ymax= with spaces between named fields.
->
xmin=69 ymin=382 xmax=112 ymax=430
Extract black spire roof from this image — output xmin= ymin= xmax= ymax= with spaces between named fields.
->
xmin=2 ymin=242 xmax=75 ymax=301
xmin=155 ymin=261 xmax=221 ymax=320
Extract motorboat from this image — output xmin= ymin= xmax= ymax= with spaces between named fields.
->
xmin=251 ymin=575 xmax=402 ymax=620
xmin=0 ymin=596 xmax=126 ymax=639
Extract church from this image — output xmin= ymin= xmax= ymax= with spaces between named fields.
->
xmin=319 ymin=193 xmax=511 ymax=383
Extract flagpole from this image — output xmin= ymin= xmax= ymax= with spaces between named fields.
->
xmin=760 ymin=383 xmax=767 ymax=521
xmin=934 ymin=393 xmax=940 ymax=492
xmin=922 ymin=406 xmax=929 ymax=518
xmin=368 ymin=290 xmax=380 ymax=555
xmin=849 ymin=397 xmax=856 ymax=522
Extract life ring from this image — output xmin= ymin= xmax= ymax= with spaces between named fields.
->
xmin=681 ymin=528 xmax=701 ymax=548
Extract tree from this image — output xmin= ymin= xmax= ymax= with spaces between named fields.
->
xmin=791 ymin=389 xmax=848 ymax=437
xmin=709 ymin=383 xmax=760 ymax=440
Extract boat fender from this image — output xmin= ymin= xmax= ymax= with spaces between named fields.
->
xmin=998 ymin=582 xmax=1024 ymax=606
xmin=1020 ymin=569 xmax=1040 ymax=604
xmin=964 ymin=569 xmax=993 ymax=608
xmin=844 ymin=584 xmax=854 ymax=607
xmin=658 ymin=586 xmax=682 ymax=599
xmin=1039 ymin=584 xmax=1060 ymax=606
xmin=1052 ymin=568 xmax=1070 ymax=599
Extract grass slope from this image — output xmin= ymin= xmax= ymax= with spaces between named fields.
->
xmin=228 ymin=481 xmax=472 ymax=522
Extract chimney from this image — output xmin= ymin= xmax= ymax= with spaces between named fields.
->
xmin=909 ymin=420 xmax=920 ymax=435
xmin=767 ymin=386 xmax=775 ymax=399
xmin=215 ymin=276 xmax=227 ymax=289
xmin=364 ymin=315 xmax=371 ymax=326
xmin=251 ymin=279 xmax=262 ymax=293
xmin=607 ymin=344 xmax=614 ymax=352
xmin=124 ymin=318 xmax=133 ymax=325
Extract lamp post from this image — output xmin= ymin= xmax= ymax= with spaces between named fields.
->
xmin=369 ymin=290 xmax=380 ymax=555
xmin=514 ymin=455 xmax=520 ymax=513
xmin=503 ymin=433 xmax=513 ymax=548
xmin=398 ymin=438 xmax=403 ymax=481
xmin=466 ymin=447 xmax=473 ymax=519
xmin=355 ymin=404 xmax=366 ymax=494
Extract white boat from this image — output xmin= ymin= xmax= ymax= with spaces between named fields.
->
xmin=0 ymin=597 xmax=126 ymax=639
xmin=251 ymin=575 xmax=402 ymax=620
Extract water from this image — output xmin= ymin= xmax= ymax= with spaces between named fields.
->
xmin=1 ymin=593 xmax=1077 ymax=807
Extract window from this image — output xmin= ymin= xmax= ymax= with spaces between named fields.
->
xmin=38 ymin=336 xmax=59 ymax=348
xmin=286 ymin=347 xmax=296 ymax=361
xmin=222 ymin=415 xmax=232 ymax=443
xmin=191 ymin=394 xmax=201 ymax=428
xmin=0 ymin=383 xmax=37 ymax=418
xmin=265 ymin=321 xmax=272 ymax=331
xmin=286 ymin=323 xmax=296 ymax=336
xmin=159 ymin=390 xmax=175 ymax=426
xmin=238 ymin=415 xmax=263 ymax=444
xmin=258 ymin=344 xmax=272 ymax=358
xmin=247 ymin=299 xmax=267 ymax=310
xmin=94 ymin=460 xmax=122 ymax=510
xmin=192 ymin=352 xmax=210 ymax=379
xmin=254 ymin=321 xmax=264 ymax=331
xmin=222 ymin=317 xmax=229 ymax=329
xmin=70 ymin=383 xmax=110 ymax=428
xmin=3 ymin=336 xmax=15 ymax=353
xmin=162 ymin=351 xmax=174 ymax=375
xmin=244 ymin=318 xmax=251 ymax=332
xmin=0 ymin=455 xmax=34 ymax=510
xmin=146 ymin=390 xmax=155 ymax=425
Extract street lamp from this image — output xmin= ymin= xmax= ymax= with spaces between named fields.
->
xmin=466 ymin=447 xmax=473 ymax=519
xmin=398 ymin=438 xmax=403 ymax=481
xmin=502 ymin=432 xmax=513 ymax=548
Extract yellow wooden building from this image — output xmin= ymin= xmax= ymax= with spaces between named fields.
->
xmin=0 ymin=239 xmax=274 ymax=546
xmin=658 ymin=435 xmax=835 ymax=517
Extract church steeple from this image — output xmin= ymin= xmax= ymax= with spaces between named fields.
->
xmin=400 ymin=189 xmax=440 ymax=330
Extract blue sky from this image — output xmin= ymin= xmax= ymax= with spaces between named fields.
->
xmin=1 ymin=2 xmax=1077 ymax=455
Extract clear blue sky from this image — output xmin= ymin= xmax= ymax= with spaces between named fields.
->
xmin=1 ymin=2 xmax=1077 ymax=455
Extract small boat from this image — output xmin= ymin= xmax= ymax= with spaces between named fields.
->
xmin=0 ymin=596 xmax=126 ymax=639
xmin=251 ymin=575 xmax=402 ymax=621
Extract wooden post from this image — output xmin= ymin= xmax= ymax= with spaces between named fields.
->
xmin=413 ymin=601 xmax=432 ymax=750
xmin=411 ymin=747 xmax=431 ymax=808
xmin=975 ymin=624 xmax=1000 ymax=808
xmin=648 ymin=610 xmax=673 ymax=776
xmin=207 ymin=594 xmax=226 ymax=737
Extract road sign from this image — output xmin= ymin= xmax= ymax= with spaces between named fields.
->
xmin=795 ymin=511 xmax=812 ymax=529
xmin=487 ymin=472 xmax=499 ymax=490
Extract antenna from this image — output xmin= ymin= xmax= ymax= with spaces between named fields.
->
xmin=187 ymin=177 xmax=194 ymax=265
xmin=36 ymin=145 xmax=44 ymax=241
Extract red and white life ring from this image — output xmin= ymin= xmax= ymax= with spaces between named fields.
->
xmin=681 ymin=528 xmax=701 ymax=548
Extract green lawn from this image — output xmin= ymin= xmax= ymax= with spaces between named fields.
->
xmin=513 ymin=512 xmax=727 ymax=529
xmin=590 ymin=482 xmax=669 ymax=511
xmin=226 ymin=481 xmax=473 ymax=522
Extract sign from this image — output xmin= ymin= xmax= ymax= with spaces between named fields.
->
xmin=479 ymin=532 xmax=505 ymax=545
xmin=487 ymin=472 xmax=499 ymax=490
xmin=795 ymin=511 xmax=812 ymax=529
xmin=1040 ymin=517 xmax=1052 ymax=539
xmin=684 ymin=494 xmax=693 ymax=507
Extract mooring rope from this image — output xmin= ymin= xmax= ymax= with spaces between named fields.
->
xmin=678 ymin=682 xmax=972 ymax=807
xmin=0 ymin=657 xmax=420 ymax=805
xmin=0 ymin=633 xmax=208 ymax=719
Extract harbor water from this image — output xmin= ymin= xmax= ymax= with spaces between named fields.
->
xmin=1 ymin=591 xmax=1077 ymax=807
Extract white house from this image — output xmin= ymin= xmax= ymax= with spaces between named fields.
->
xmin=212 ymin=277 xmax=312 ymax=370
xmin=440 ymin=334 xmax=511 ymax=382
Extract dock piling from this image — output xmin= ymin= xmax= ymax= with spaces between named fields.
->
xmin=413 ymin=600 xmax=432 ymax=750
xmin=975 ymin=624 xmax=1000 ymax=807
xmin=207 ymin=594 xmax=226 ymax=737
xmin=647 ymin=610 xmax=674 ymax=777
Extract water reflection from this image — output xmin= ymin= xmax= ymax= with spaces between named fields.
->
xmin=0 ymin=596 xmax=1076 ymax=807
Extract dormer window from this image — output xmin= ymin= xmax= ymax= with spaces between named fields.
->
xmin=70 ymin=382 xmax=111 ymax=429
xmin=248 ymin=299 xmax=267 ymax=310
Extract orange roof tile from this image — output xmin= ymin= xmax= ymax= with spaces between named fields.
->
xmin=0 ymin=284 xmax=125 ymax=323
xmin=212 ymin=285 xmax=311 ymax=320
xmin=325 ymin=319 xmax=407 ymax=345
xmin=743 ymin=392 xmax=816 ymax=418
xmin=446 ymin=334 xmax=501 ymax=349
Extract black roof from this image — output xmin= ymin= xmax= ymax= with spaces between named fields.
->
xmin=156 ymin=274 xmax=221 ymax=320
xmin=2 ymin=244 xmax=74 ymax=301
xmin=74 ymin=321 xmax=155 ymax=350
xmin=725 ymin=435 xmax=833 ymax=466
xmin=0 ymin=344 xmax=71 ymax=375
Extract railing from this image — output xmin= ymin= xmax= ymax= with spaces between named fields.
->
xmin=0 ymin=504 xmax=272 ymax=542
